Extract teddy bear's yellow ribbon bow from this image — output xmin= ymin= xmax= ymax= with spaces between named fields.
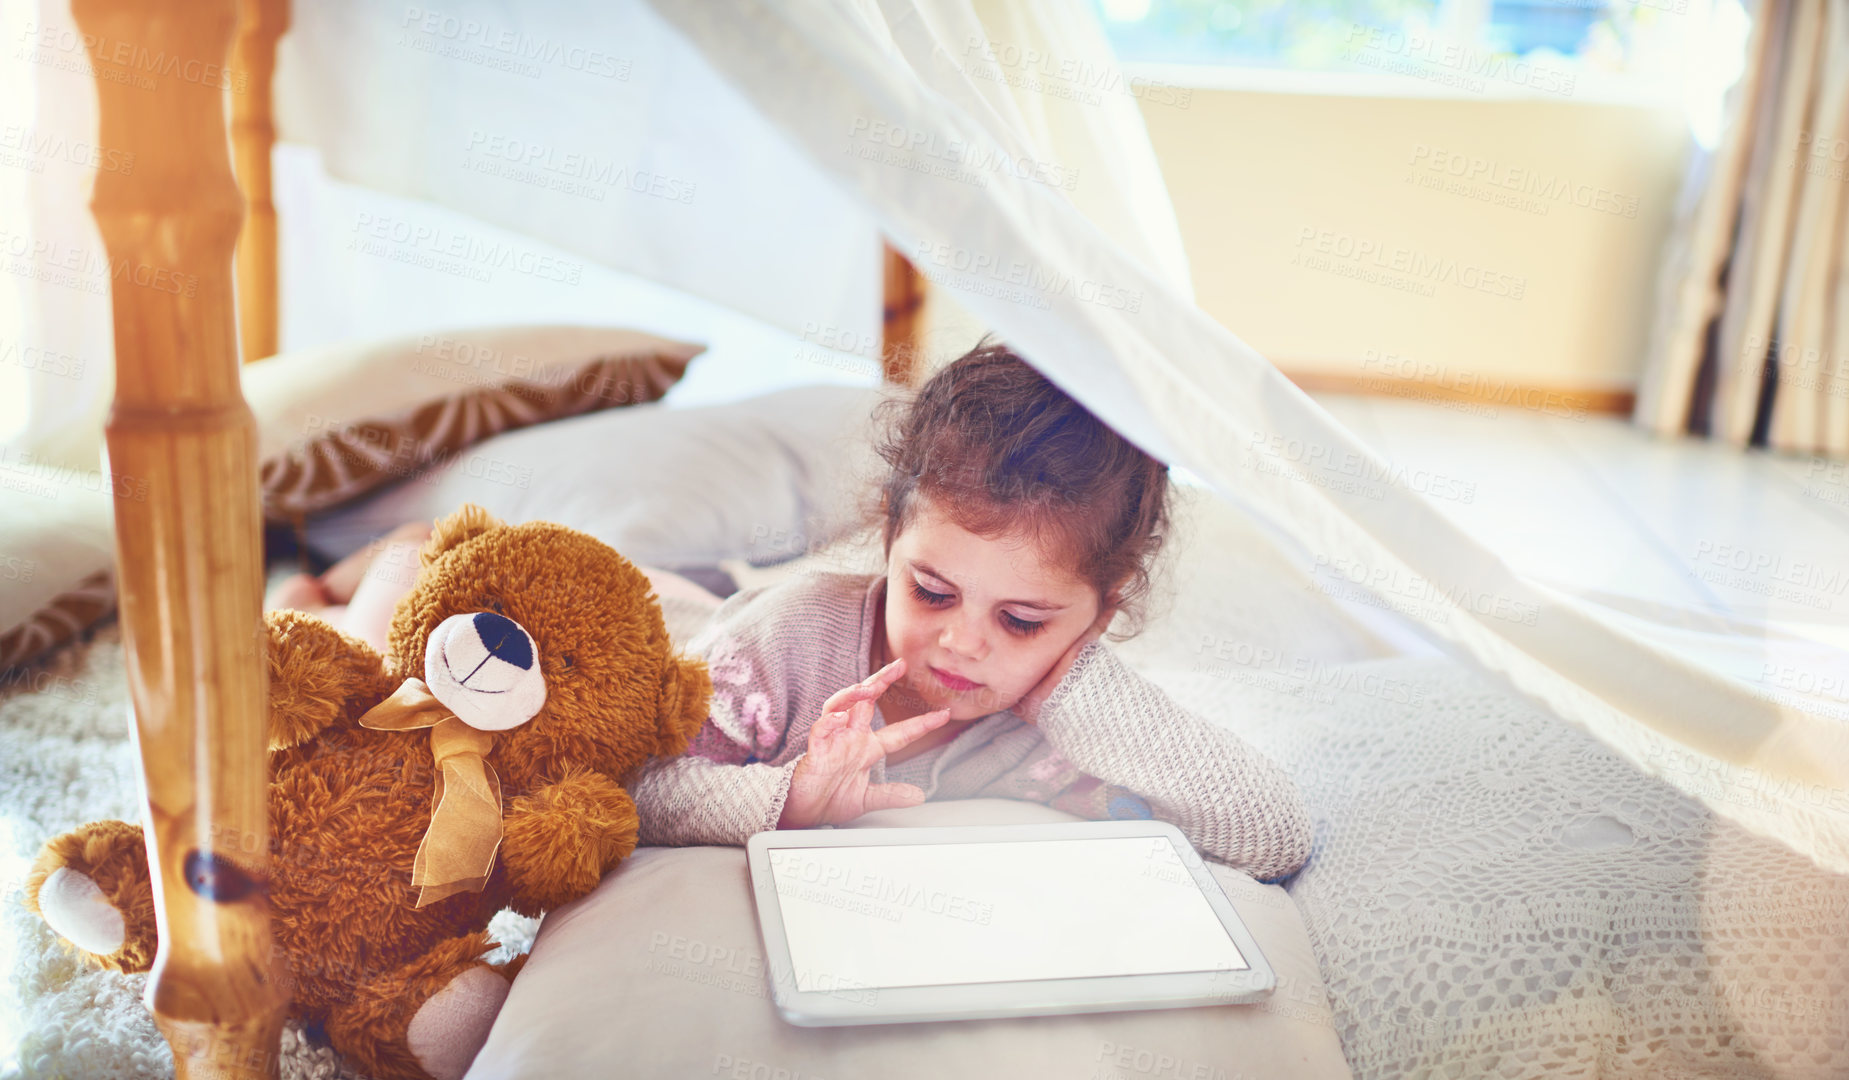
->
xmin=358 ymin=677 xmax=504 ymax=908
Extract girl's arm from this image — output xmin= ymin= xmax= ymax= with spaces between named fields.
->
xmin=625 ymin=736 xmax=809 ymax=848
xmin=627 ymin=656 xmax=951 ymax=843
xmin=623 ymin=585 xmax=811 ymax=847
xmin=1027 ymin=640 xmax=1315 ymax=882
xmin=621 ymin=576 xmax=936 ymax=846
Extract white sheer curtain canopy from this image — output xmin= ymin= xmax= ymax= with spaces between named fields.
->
xmin=258 ymin=0 xmax=1849 ymax=874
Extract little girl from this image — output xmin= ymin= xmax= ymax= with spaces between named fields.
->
xmin=627 ymin=341 xmax=1314 ymax=883
xmin=268 ymin=341 xmax=1314 ymax=882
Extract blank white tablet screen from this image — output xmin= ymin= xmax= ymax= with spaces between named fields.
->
xmin=767 ymin=835 xmax=1248 ymax=991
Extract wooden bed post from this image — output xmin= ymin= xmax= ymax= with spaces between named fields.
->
xmin=72 ymin=1 xmax=289 ymax=1077
xmin=881 ymin=241 xmax=927 ymax=386
xmin=231 ymin=0 xmax=289 ymax=364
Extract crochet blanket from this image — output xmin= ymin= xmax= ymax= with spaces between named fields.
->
xmin=1139 ymin=655 xmax=1849 ymax=1079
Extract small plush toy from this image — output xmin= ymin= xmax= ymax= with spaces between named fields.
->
xmin=25 ymin=505 xmax=711 ymax=1080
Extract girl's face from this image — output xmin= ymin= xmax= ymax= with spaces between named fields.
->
xmin=878 ymin=495 xmax=1104 ymax=723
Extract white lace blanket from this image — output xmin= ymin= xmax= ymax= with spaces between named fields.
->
xmin=1142 ymin=656 xmax=1849 ymax=1080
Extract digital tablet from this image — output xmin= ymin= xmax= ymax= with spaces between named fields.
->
xmin=744 ymin=820 xmax=1276 ymax=1026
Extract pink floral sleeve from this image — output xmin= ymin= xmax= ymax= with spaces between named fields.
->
xmin=624 ymin=598 xmax=816 ymax=846
xmin=685 ymin=634 xmax=780 ymax=765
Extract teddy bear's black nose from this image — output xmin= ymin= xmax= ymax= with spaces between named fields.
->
xmin=472 ymin=611 xmax=533 ymax=671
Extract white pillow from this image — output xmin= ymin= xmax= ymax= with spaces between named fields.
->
xmin=302 ymin=384 xmax=891 ymax=572
xmin=465 ymin=798 xmax=1353 ymax=1080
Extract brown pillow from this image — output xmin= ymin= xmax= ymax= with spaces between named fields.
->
xmin=0 ymin=570 xmax=114 ymax=677
xmin=0 ymin=487 xmax=117 ymax=677
xmin=243 ymin=327 xmax=703 ymax=521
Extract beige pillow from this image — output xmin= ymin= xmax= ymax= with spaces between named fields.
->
xmin=466 ymin=798 xmax=1352 ymax=1080
xmin=242 ymin=326 xmax=703 ymax=520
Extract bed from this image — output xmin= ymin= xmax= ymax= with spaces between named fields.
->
xmin=12 ymin=0 xmax=1849 ymax=1078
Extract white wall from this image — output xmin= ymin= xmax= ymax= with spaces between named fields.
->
xmin=1138 ymin=86 xmax=1691 ymax=394
xmin=271 ymin=144 xmax=884 ymax=412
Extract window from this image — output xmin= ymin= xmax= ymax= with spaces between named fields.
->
xmin=1093 ymin=0 xmax=1441 ymax=70
xmin=1091 ymin=0 xmax=1751 ymax=121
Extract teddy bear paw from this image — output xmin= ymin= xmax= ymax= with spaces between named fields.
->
xmin=36 ymin=867 xmax=127 ymax=956
xmin=406 ymin=966 xmax=511 ymax=1080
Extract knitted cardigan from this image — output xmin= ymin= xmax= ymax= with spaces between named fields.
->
xmin=624 ymin=571 xmax=1314 ymax=881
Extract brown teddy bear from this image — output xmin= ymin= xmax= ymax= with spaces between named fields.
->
xmin=24 ymin=504 xmax=711 ymax=1080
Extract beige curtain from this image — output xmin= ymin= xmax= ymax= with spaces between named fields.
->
xmin=1638 ymin=0 xmax=1849 ymax=455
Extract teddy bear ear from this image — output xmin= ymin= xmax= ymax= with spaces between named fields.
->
xmin=419 ymin=503 xmax=506 ymax=567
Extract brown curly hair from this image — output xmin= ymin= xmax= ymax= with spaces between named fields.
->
xmin=864 ymin=338 xmax=1171 ymax=640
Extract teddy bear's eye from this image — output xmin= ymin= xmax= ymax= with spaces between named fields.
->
xmin=560 ymin=654 xmax=575 ymax=669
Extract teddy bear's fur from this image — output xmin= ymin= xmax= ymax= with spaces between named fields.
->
xmin=24 ymin=505 xmax=711 ymax=1080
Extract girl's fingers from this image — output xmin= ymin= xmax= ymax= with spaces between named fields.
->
xmin=864 ymin=782 xmax=927 ymax=812
xmin=821 ymin=659 xmax=905 ymax=713
xmin=873 ymin=707 xmax=952 ymax=753
xmin=822 ymin=682 xmax=878 ymax=713
xmin=811 ymin=708 xmax=850 ymax=743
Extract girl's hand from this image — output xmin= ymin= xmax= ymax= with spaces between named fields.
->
xmin=777 ymin=658 xmax=952 ymax=829
xmin=1015 ymin=607 xmax=1114 ymax=725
